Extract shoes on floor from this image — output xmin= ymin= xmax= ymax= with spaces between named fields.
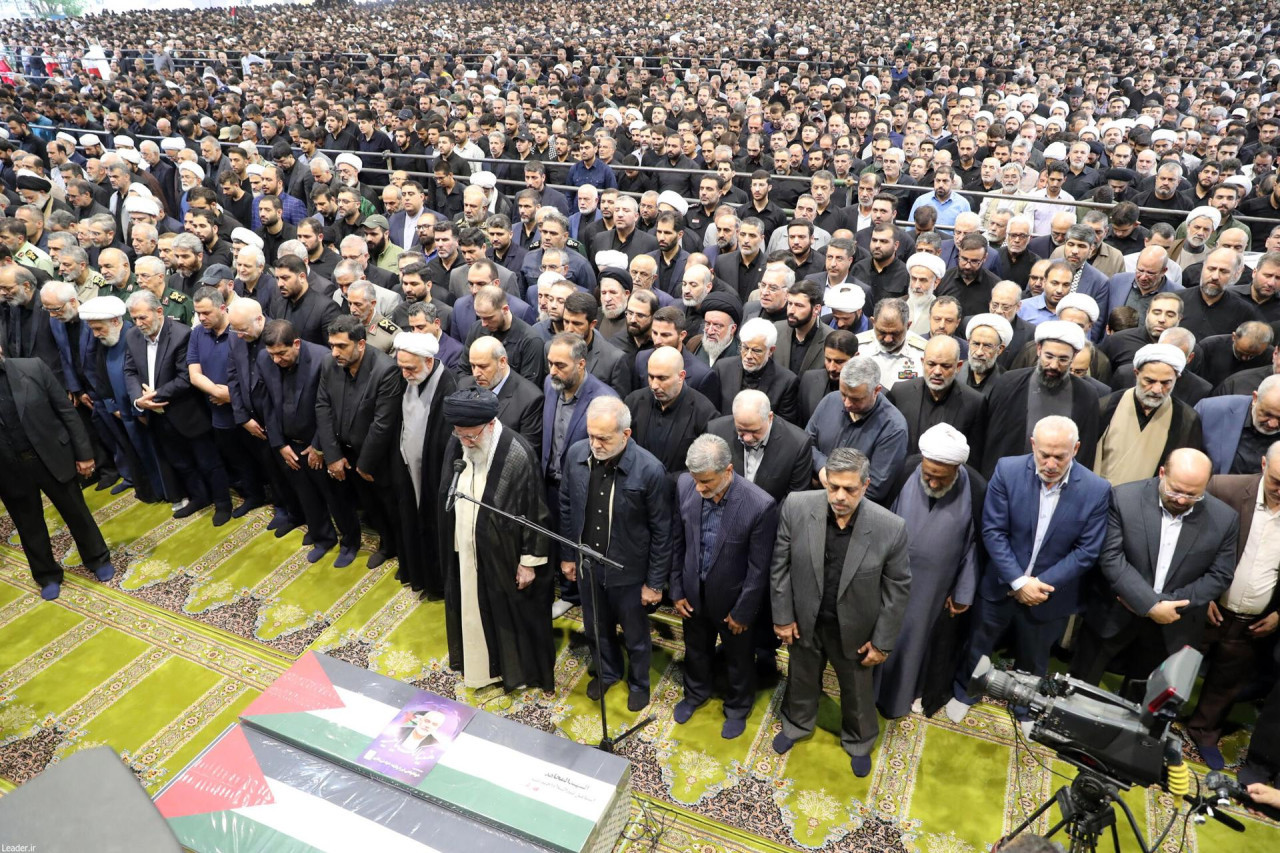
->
xmin=673 ymin=699 xmax=701 ymax=724
xmin=173 ymin=500 xmax=207 ymax=519
xmin=95 ymin=474 xmax=119 ymax=491
xmin=944 ymin=698 xmax=971 ymax=724
xmin=367 ymin=550 xmax=394 ymax=570
xmin=266 ymin=513 xmax=293 ymax=532
xmin=211 ymin=508 xmax=233 ymax=527
xmin=627 ymin=689 xmax=650 ymax=712
xmin=911 ymin=698 xmax=925 ymax=715
xmin=92 ymin=563 xmax=115 ymax=582
xmin=302 ymin=531 xmax=315 ymax=546
xmin=722 ymin=718 xmax=746 ymax=740
xmin=1198 ymin=742 xmax=1226 ymax=771
xmin=585 ymin=678 xmax=616 ymax=702
xmin=231 ymin=499 xmax=265 ymax=519
xmin=40 ymin=582 xmax=61 ymax=601
xmin=772 ymin=732 xmax=796 ymax=754
xmin=551 ymin=599 xmax=573 ymax=618
xmin=306 ymin=544 xmax=334 ymax=564
xmin=110 ymin=480 xmax=132 ymax=495
xmin=334 ymin=547 xmax=359 ymax=569
xmin=850 ymin=754 xmax=872 ymax=777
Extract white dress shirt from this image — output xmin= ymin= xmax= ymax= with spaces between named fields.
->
xmin=1154 ymin=501 xmax=1191 ymax=594
xmin=1223 ymin=481 xmax=1280 ymax=615
xmin=1013 ymin=463 xmax=1072 ymax=590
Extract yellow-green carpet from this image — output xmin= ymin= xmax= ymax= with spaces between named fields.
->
xmin=1 ymin=487 xmax=1278 ymax=852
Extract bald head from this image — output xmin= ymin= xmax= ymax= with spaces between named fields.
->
xmin=1160 ymin=448 xmax=1212 ymax=513
xmin=923 ymin=333 xmax=960 ymax=362
xmin=1216 ymin=226 xmax=1250 ymax=254
xmin=226 ymin=296 xmax=265 ymax=341
xmin=649 ymin=345 xmax=683 ymax=374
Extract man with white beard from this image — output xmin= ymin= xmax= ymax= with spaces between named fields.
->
xmin=904 ymin=252 xmax=945 ymax=335
xmin=1096 ymin=344 xmax=1203 ymax=486
xmin=681 ymin=263 xmax=714 ymax=336
xmin=78 ymin=295 xmax=165 ymax=502
xmin=437 ymin=387 xmax=555 ymax=692
xmin=391 ymin=332 xmax=457 ymax=600
xmin=596 ymin=265 xmax=632 ymax=341
xmin=1173 ymin=207 xmax=1221 ymax=267
xmin=693 ymin=292 xmax=741 ymax=367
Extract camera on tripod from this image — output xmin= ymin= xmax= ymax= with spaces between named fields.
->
xmin=970 ymin=647 xmax=1216 ymax=853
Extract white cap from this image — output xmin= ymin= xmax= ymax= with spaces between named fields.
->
xmin=393 ymin=332 xmax=439 ymax=358
xmin=113 ymin=134 xmax=135 ymax=149
xmin=231 ymin=227 xmax=264 ymax=249
xmin=119 ymin=149 xmax=141 ymax=165
xmin=470 ymin=171 xmax=497 ymax=189
xmin=656 ymin=190 xmax=688 ymax=216
xmin=1187 ymin=205 xmax=1222 ymax=230
xmin=826 ymin=285 xmax=865 ymax=313
xmin=159 ymin=137 xmax=185 ymax=152
xmin=1034 ymin=320 xmax=1086 ymax=352
xmin=1152 ymin=129 xmax=1178 ymax=143
xmin=918 ymin=423 xmax=970 ymax=465
xmin=124 ymin=197 xmax=160 ymax=218
xmin=1133 ymin=343 xmax=1187 ymax=376
xmin=905 ymin=252 xmax=945 ymax=281
xmin=1043 ymin=142 xmax=1067 ymax=161
xmin=1055 ymin=292 xmax=1099 ymax=323
xmin=78 ymin=295 xmax=127 ymax=321
xmin=594 ymin=250 xmax=628 ymax=271
xmin=966 ymin=312 xmax=1014 ymax=347
xmin=178 ymin=162 xmax=205 ymax=181
xmin=246 ymin=163 xmax=265 ymax=176
xmin=78 ymin=133 xmax=102 ymax=148
xmin=334 ymin=152 xmax=362 ymax=172
xmin=55 ymin=131 xmax=76 ymax=146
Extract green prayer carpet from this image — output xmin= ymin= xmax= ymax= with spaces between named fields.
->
xmin=1 ymin=488 xmax=1278 ymax=852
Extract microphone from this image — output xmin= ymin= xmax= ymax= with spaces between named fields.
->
xmin=445 ymin=458 xmax=467 ymax=512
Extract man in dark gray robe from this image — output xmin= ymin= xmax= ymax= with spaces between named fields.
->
xmin=878 ymin=424 xmax=986 ymax=719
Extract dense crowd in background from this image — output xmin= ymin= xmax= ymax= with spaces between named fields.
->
xmin=1 ymin=0 xmax=1280 ymax=800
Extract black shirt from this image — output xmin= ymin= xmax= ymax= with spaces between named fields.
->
xmin=581 ymin=454 xmax=619 ymax=555
xmin=818 ymin=502 xmax=859 ymax=624
xmin=1233 ymin=416 xmax=1271 ymax=475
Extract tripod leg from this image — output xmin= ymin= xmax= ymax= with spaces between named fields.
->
xmin=999 ymin=790 xmax=1064 ymax=848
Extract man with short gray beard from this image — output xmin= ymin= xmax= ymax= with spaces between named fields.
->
xmin=886 ymin=335 xmax=986 ymax=461
xmin=1195 ymin=374 xmax=1280 ymax=475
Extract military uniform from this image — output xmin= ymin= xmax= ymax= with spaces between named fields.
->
xmin=525 ymin=236 xmax=588 ymax=258
xmin=15 ymin=241 xmax=55 ymax=276
xmin=364 ymin=313 xmax=401 ymax=353
xmin=160 ymin=289 xmax=193 ymax=325
xmin=73 ymin=270 xmax=106 ymax=303
xmin=104 ymin=274 xmax=139 ymax=301
xmin=855 ymin=330 xmax=927 ymax=391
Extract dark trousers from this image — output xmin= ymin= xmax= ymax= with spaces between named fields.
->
xmin=955 ymin=595 xmax=1066 ymax=703
xmin=1186 ymin=609 xmax=1273 ymax=746
xmin=547 ymin=478 xmax=580 ymax=604
xmin=245 ymin=430 xmax=300 ymax=520
xmin=333 ymin=448 xmax=398 ymax=554
xmin=75 ymin=402 xmax=115 ymax=479
xmin=1070 ymin=618 xmax=1185 ymax=689
xmin=682 ymin=584 xmax=755 ymax=718
xmin=0 ymin=453 xmax=109 ymax=586
xmin=279 ymin=439 xmax=344 ymax=549
xmin=114 ymin=410 xmax=166 ymax=502
xmin=210 ymin=427 xmax=265 ymax=504
xmin=149 ymin=416 xmax=231 ymax=510
xmin=580 ymin=577 xmax=652 ymax=692
xmin=780 ymin=617 xmax=878 ymax=757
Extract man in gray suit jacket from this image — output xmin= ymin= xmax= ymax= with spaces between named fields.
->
xmin=1071 ymin=448 xmax=1239 ymax=689
xmin=770 ymin=447 xmax=911 ymax=776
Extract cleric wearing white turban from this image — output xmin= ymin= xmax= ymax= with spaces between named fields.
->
xmin=918 ymin=423 xmax=971 ymax=466
xmin=906 ymin=252 xmax=946 ymax=283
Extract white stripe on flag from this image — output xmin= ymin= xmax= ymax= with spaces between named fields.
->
xmin=308 ymin=687 xmax=401 ymax=737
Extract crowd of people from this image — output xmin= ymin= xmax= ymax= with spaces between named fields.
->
xmin=2 ymin=0 xmax=1280 ymax=811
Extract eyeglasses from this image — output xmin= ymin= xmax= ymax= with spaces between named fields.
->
xmin=1160 ymin=483 xmax=1206 ymax=503
xmin=453 ymin=425 xmax=488 ymax=443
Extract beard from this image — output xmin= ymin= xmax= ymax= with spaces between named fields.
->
xmin=907 ymin=292 xmax=934 ymax=324
xmin=921 ymin=475 xmax=957 ymax=499
xmin=1254 ymin=405 xmax=1280 ymax=435
xmin=1135 ymin=387 xmax=1168 ymax=411
xmin=702 ymin=335 xmax=732 ymax=361
xmin=463 ymin=430 xmax=494 ymax=465
xmin=968 ymin=351 xmax=996 ymax=375
xmin=925 ymin=374 xmax=956 ymax=394
xmin=602 ymin=303 xmax=626 ymax=321
xmin=99 ymin=326 xmax=122 ymax=347
xmin=1035 ymin=360 xmax=1067 ymax=390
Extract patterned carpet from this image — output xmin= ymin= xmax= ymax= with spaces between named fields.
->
xmin=2 ymin=487 xmax=1279 ymax=852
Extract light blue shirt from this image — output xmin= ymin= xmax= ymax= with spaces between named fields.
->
xmin=908 ymin=192 xmax=971 ymax=230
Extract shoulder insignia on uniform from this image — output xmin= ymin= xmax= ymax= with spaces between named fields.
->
xmin=566 ymin=238 xmax=582 ymax=249
xmin=168 ymin=291 xmax=187 ymax=303
xmin=855 ymin=330 xmax=874 ymax=343
xmin=377 ymin=318 xmax=399 ymax=333
xmin=905 ymin=332 xmax=929 ymax=349
xmin=527 ymin=240 xmax=541 ymax=250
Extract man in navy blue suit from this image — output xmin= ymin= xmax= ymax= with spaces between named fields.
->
xmin=671 ymin=435 xmax=778 ymax=738
xmin=946 ymin=414 xmax=1112 ymax=722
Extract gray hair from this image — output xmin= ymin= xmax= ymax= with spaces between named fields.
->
xmin=826 ymin=447 xmax=870 ymax=482
xmin=1032 ymin=414 xmax=1080 ymax=445
xmin=236 ymin=245 xmax=265 ymax=267
xmin=1158 ymin=327 xmax=1196 ymax=351
xmin=334 ymin=259 xmax=364 ymax=281
xmin=685 ymin=434 xmax=732 ymax=474
xmin=739 ymin=316 xmax=778 ymax=348
xmin=132 ymin=223 xmax=158 ymax=242
xmin=277 ymin=239 xmax=308 ymax=260
xmin=61 ymin=245 xmax=89 ymax=266
xmin=586 ymin=395 xmax=631 ymax=432
xmin=126 ymin=289 xmax=162 ymax=312
xmin=470 ymin=335 xmax=508 ymax=361
xmin=1065 ymin=224 xmax=1098 ymax=247
xmin=839 ymin=356 xmax=881 ymax=391
xmin=347 ymin=280 xmax=376 ymax=303
xmin=40 ymin=280 xmax=77 ymax=303
xmin=406 ymin=301 xmax=441 ymax=323
xmin=135 ymin=255 xmax=166 ymax=276
xmin=171 ymin=232 xmax=203 ymax=254
xmin=731 ymin=388 xmax=772 ymax=421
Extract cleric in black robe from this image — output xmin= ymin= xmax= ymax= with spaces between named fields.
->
xmin=390 ymin=332 xmax=458 ymax=599
xmin=437 ymin=389 xmax=554 ymax=692
xmin=980 ymin=321 xmax=1101 ymax=478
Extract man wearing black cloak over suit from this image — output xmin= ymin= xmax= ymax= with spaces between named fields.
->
xmin=437 ymin=388 xmax=555 ymax=692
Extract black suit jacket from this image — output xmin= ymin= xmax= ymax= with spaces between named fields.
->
xmin=0 ymin=357 xmax=92 ymax=482
xmin=269 ymin=286 xmax=342 ymax=346
xmin=259 ymin=340 xmax=328 ymax=448
xmin=713 ymin=249 xmax=767 ymax=302
xmin=462 ymin=369 xmax=544 ymax=451
xmin=713 ymin=358 xmax=799 ymax=424
xmin=226 ymin=335 xmax=268 ymax=426
xmin=122 ymin=318 xmax=212 ymax=438
xmin=771 ymin=320 xmax=831 ymax=377
xmin=707 ymin=414 xmax=813 ymax=504
xmin=885 ymin=377 xmax=987 ymax=468
xmin=796 ymin=368 xmax=835 ymax=424
xmin=1085 ymin=478 xmax=1239 ymax=649
xmin=314 ymin=346 xmax=406 ymax=475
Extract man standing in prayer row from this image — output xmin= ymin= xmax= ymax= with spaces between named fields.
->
xmin=437 ymin=387 xmax=554 ymax=692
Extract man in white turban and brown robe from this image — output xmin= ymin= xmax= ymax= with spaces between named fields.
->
xmin=1096 ymin=343 xmax=1204 ymax=486
xmin=877 ymin=423 xmax=987 ymax=719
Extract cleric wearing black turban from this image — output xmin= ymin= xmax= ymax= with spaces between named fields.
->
xmin=436 ymin=388 xmax=556 ymax=692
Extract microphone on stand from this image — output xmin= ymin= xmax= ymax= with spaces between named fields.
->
xmin=445 ymin=458 xmax=467 ymax=512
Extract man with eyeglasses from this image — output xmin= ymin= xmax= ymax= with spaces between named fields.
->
xmin=1070 ymin=448 xmax=1236 ymax=693
xmin=985 ymin=281 xmax=1033 ymax=371
xmin=1196 ymin=374 xmax=1280 ymax=476
xmin=994 ymin=215 xmax=1040 ymax=289
xmin=437 ymin=386 xmax=556 ymax=693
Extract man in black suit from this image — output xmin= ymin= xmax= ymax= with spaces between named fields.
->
xmin=1071 ymin=449 xmax=1239 ymax=689
xmin=625 ymin=346 xmax=718 ymax=475
xmin=123 ymin=290 xmax=234 ymax=524
xmin=269 ymin=255 xmax=342 ymax=345
xmin=703 ymin=383 xmax=812 ymax=495
xmin=635 ymin=306 xmax=723 ymax=409
xmin=0 ymin=351 xmax=111 ymax=600
xmin=466 ymin=336 xmax=543 ymax=450
xmin=714 ymin=317 xmax=800 ymax=423
xmin=671 ymin=434 xmax=779 ymax=739
xmin=561 ymin=291 xmax=632 ymax=396
xmin=797 ymin=329 xmax=858 ymax=424
xmin=885 ymin=336 xmax=986 ymax=463
xmin=315 ymin=315 xmax=406 ymax=569
xmin=713 ymin=217 xmax=767 ymax=302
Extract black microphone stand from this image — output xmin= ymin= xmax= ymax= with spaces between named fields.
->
xmin=447 ymin=484 xmax=656 ymax=753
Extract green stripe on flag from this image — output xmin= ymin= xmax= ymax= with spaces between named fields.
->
xmin=418 ymin=764 xmax=596 ymax=852
xmin=241 ymin=712 xmax=371 ymax=763
xmin=168 ymin=812 xmax=328 ymax=853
